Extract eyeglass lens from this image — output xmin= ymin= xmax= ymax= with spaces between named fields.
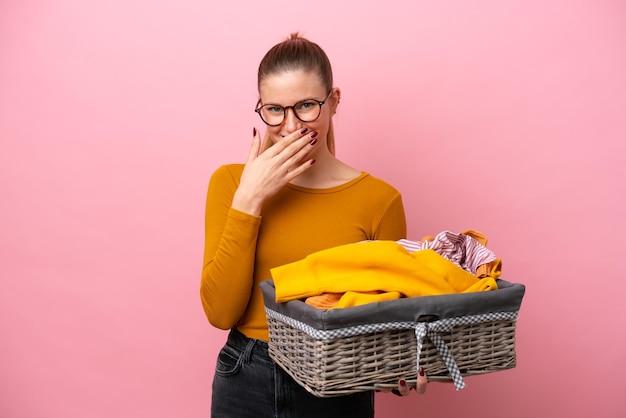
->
xmin=258 ymin=100 xmax=322 ymax=126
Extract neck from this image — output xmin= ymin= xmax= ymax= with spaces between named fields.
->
xmin=289 ymin=147 xmax=360 ymax=188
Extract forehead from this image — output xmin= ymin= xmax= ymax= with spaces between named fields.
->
xmin=259 ymin=69 xmax=325 ymax=104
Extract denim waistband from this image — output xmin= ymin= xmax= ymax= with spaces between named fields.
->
xmin=226 ymin=328 xmax=269 ymax=359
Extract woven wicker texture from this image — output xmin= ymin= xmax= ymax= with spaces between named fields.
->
xmin=267 ymin=316 xmax=517 ymax=397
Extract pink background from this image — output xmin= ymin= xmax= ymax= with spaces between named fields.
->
xmin=1 ymin=1 xmax=625 ymax=417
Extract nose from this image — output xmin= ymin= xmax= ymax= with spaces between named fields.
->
xmin=282 ymin=107 xmax=303 ymax=133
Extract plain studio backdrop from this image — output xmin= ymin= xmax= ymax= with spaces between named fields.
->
xmin=1 ymin=1 xmax=624 ymax=417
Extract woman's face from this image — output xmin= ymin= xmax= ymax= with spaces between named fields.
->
xmin=258 ymin=69 xmax=337 ymax=146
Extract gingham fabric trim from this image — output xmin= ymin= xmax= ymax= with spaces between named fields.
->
xmin=265 ymin=308 xmax=518 ymax=390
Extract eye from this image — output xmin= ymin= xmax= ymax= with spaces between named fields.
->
xmin=296 ymin=100 xmax=317 ymax=111
xmin=264 ymin=105 xmax=284 ymax=114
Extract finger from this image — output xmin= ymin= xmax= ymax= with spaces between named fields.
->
xmin=262 ymin=127 xmax=307 ymax=156
xmin=414 ymin=367 xmax=427 ymax=394
xmin=257 ymin=128 xmax=272 ymax=156
xmin=267 ymin=128 xmax=314 ymax=160
xmin=284 ymin=158 xmax=316 ymax=181
xmin=397 ymin=379 xmax=411 ymax=396
xmin=247 ymin=127 xmax=262 ymax=163
xmin=282 ymin=131 xmax=318 ymax=168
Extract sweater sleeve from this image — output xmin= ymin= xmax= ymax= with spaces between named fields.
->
xmin=372 ymin=191 xmax=407 ymax=241
xmin=200 ymin=165 xmax=261 ymax=329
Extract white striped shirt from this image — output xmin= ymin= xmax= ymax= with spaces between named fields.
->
xmin=396 ymin=231 xmax=497 ymax=275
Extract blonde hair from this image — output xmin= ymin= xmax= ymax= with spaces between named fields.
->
xmin=258 ymin=33 xmax=336 ymax=155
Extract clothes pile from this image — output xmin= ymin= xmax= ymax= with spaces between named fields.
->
xmin=270 ymin=230 xmax=502 ymax=310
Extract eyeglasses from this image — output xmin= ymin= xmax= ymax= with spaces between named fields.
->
xmin=255 ymin=90 xmax=333 ymax=126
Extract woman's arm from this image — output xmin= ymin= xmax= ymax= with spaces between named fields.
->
xmin=200 ymin=166 xmax=261 ymax=329
xmin=200 ymin=128 xmax=318 ymax=329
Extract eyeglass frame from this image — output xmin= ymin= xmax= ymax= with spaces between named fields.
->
xmin=254 ymin=89 xmax=334 ymax=126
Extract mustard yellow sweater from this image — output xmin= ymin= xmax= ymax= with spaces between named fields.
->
xmin=200 ymin=164 xmax=406 ymax=341
xmin=270 ymin=241 xmax=498 ymax=307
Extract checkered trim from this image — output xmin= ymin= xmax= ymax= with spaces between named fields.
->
xmin=265 ymin=308 xmax=518 ymax=391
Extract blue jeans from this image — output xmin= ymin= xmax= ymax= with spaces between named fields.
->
xmin=211 ymin=329 xmax=374 ymax=417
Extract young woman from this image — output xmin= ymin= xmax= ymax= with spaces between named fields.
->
xmin=201 ymin=33 xmax=427 ymax=417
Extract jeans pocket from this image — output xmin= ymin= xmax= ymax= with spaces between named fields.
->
xmin=214 ymin=343 xmax=244 ymax=377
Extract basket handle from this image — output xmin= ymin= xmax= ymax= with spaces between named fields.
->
xmin=414 ymin=311 xmax=518 ymax=391
xmin=415 ymin=322 xmax=465 ymax=390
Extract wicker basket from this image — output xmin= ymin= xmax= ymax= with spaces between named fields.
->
xmin=260 ymin=279 xmax=525 ymax=397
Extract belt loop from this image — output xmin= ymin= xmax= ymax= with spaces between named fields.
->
xmin=243 ymin=338 xmax=256 ymax=364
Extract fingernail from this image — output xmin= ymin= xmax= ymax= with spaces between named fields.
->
xmin=419 ymin=367 xmax=425 ymax=376
xmin=399 ymin=379 xmax=407 ymax=387
xmin=300 ymin=127 xmax=308 ymax=134
xmin=309 ymin=137 xmax=317 ymax=146
xmin=310 ymin=131 xmax=318 ymax=138
xmin=253 ymin=127 xmax=257 ymax=136
xmin=310 ymin=159 xmax=316 ymax=165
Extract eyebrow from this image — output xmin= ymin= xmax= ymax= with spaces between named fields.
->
xmin=260 ymin=95 xmax=324 ymax=106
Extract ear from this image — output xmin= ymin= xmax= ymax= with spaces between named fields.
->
xmin=331 ymin=87 xmax=341 ymax=114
